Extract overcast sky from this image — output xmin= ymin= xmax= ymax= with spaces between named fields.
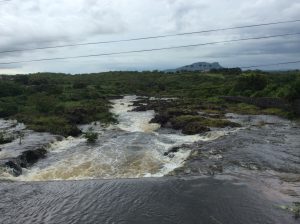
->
xmin=0 ymin=0 xmax=299 ymax=74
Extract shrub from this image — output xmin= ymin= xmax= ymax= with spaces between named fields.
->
xmin=25 ymin=116 xmax=82 ymax=137
xmin=84 ymin=131 xmax=98 ymax=143
xmin=182 ymin=122 xmax=210 ymax=135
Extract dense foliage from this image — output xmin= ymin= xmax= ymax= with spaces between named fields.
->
xmin=0 ymin=70 xmax=299 ymax=136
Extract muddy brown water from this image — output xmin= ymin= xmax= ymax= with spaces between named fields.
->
xmin=0 ymin=96 xmax=299 ymax=223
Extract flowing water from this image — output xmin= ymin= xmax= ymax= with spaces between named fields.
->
xmin=0 ymin=96 xmax=232 ymax=181
xmin=0 ymin=96 xmax=299 ymax=223
xmin=1 ymin=177 xmax=298 ymax=224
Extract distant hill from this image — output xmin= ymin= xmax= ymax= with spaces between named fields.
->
xmin=165 ymin=62 xmax=223 ymax=72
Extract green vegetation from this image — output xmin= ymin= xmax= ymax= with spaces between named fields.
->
xmin=84 ymin=131 xmax=99 ymax=143
xmin=170 ymin=115 xmax=237 ymax=129
xmin=182 ymin=122 xmax=210 ymax=135
xmin=0 ymin=69 xmax=299 ymax=136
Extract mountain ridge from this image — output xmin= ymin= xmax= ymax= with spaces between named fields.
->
xmin=165 ymin=62 xmax=223 ymax=72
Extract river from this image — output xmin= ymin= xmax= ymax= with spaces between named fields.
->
xmin=0 ymin=96 xmax=299 ymax=223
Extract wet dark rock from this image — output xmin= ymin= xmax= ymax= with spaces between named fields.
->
xmin=135 ymin=97 xmax=240 ymax=133
xmin=2 ymin=148 xmax=47 ymax=177
xmin=132 ymin=100 xmax=147 ymax=107
xmin=182 ymin=122 xmax=210 ymax=135
xmin=5 ymin=160 xmax=22 ymax=177
xmin=67 ymin=126 xmax=82 ymax=137
xmin=150 ymin=113 xmax=170 ymax=126
xmin=164 ymin=146 xmax=181 ymax=156
xmin=17 ymin=148 xmax=47 ymax=168
xmin=164 ymin=144 xmax=194 ymax=156
xmin=131 ymin=105 xmax=148 ymax=112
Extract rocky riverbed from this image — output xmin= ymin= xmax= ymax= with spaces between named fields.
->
xmin=0 ymin=95 xmax=299 ymax=223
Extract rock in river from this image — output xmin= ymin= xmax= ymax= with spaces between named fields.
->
xmin=2 ymin=148 xmax=47 ymax=177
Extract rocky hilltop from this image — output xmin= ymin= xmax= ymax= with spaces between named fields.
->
xmin=166 ymin=62 xmax=223 ymax=72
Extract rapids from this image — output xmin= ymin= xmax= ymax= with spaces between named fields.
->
xmin=0 ymin=96 xmax=235 ymax=181
xmin=0 ymin=96 xmax=299 ymax=224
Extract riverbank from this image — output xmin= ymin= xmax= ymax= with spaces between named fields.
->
xmin=1 ymin=96 xmax=224 ymax=181
xmin=0 ymin=95 xmax=299 ymax=221
xmin=1 ymin=70 xmax=299 ymax=221
xmin=0 ymin=70 xmax=299 ymax=137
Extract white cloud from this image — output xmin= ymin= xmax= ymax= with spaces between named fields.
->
xmin=0 ymin=0 xmax=299 ymax=74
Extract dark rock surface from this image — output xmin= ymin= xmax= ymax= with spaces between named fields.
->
xmin=1 ymin=148 xmax=47 ymax=177
xmin=134 ymin=97 xmax=240 ymax=134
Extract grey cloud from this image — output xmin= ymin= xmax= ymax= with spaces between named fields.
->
xmin=0 ymin=0 xmax=299 ymax=74
xmin=0 ymin=0 xmax=126 ymax=53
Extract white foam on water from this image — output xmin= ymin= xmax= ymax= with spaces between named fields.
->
xmin=2 ymin=96 xmax=239 ymax=181
xmin=110 ymin=96 xmax=160 ymax=133
xmin=47 ymin=137 xmax=86 ymax=153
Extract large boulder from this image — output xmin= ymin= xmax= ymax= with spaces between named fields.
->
xmin=5 ymin=160 xmax=22 ymax=177
xmin=16 ymin=148 xmax=47 ymax=168
xmin=150 ymin=113 xmax=170 ymax=126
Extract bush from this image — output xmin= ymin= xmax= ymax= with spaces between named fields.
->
xmin=25 ymin=116 xmax=82 ymax=137
xmin=182 ymin=122 xmax=210 ymax=135
xmin=84 ymin=131 xmax=98 ymax=143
